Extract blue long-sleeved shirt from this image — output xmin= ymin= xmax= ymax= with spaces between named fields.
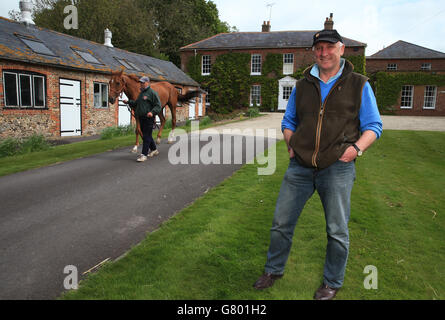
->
xmin=282 ymin=59 xmax=383 ymax=139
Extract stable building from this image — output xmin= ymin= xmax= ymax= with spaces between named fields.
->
xmin=0 ymin=7 xmax=203 ymax=140
xmin=366 ymin=40 xmax=445 ymax=116
xmin=179 ymin=14 xmax=366 ymax=111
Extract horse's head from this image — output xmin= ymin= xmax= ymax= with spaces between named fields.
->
xmin=108 ymin=69 xmax=126 ymax=104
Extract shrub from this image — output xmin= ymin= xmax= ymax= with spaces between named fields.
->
xmin=246 ymin=107 xmax=260 ymax=118
xmin=184 ymin=116 xmax=212 ymax=128
xmin=20 ymin=135 xmax=50 ymax=154
xmin=0 ymin=134 xmax=50 ymax=158
xmin=0 ymin=138 xmax=21 ymax=158
xmin=199 ymin=116 xmax=212 ymax=126
xmin=101 ymin=125 xmax=135 ymax=140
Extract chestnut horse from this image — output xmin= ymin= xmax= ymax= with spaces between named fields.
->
xmin=108 ymin=70 xmax=201 ymax=152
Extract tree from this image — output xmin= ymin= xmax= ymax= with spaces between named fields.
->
xmin=28 ymin=0 xmax=233 ymax=65
xmin=32 ymin=0 xmax=160 ymax=58
xmin=143 ymin=0 xmax=231 ymax=66
xmin=8 ymin=9 xmax=21 ymax=21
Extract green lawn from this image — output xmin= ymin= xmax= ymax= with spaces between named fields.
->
xmin=60 ymin=130 xmax=445 ymax=300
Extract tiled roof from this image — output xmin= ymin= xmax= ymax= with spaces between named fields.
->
xmin=0 ymin=17 xmax=199 ymax=87
xmin=367 ymin=40 xmax=445 ymax=59
xmin=180 ymin=31 xmax=366 ymax=51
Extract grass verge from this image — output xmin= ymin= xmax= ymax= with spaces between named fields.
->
xmin=61 ymin=130 xmax=445 ymax=300
xmin=0 ymin=135 xmax=136 ymax=177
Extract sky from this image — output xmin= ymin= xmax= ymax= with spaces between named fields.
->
xmin=211 ymin=0 xmax=445 ymax=55
xmin=1 ymin=0 xmax=444 ymax=56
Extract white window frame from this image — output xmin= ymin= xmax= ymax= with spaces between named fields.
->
xmin=283 ymin=53 xmax=294 ymax=75
xmin=94 ymin=82 xmax=109 ymax=108
xmin=423 ymin=86 xmax=437 ymax=109
xmin=400 ymin=85 xmax=413 ymax=109
xmin=33 ymin=75 xmax=46 ymax=108
xmin=250 ymin=85 xmax=261 ymax=106
xmin=421 ymin=63 xmax=432 ymax=71
xmin=282 ymin=86 xmax=293 ymax=101
xmin=204 ymin=87 xmax=210 ymax=106
xmin=251 ymin=54 xmax=262 ymax=75
xmin=201 ymin=55 xmax=211 ymax=76
xmin=387 ymin=63 xmax=397 ymax=71
xmin=2 ymin=71 xmax=46 ymax=108
xmin=19 ymin=74 xmax=32 ymax=108
xmin=3 ymin=71 xmax=19 ymax=107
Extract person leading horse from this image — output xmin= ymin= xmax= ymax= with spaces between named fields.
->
xmin=123 ymin=76 xmax=160 ymax=162
xmin=108 ymin=70 xmax=202 ymax=154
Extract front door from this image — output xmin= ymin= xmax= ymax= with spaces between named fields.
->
xmin=60 ymin=79 xmax=81 ymax=136
xmin=278 ymin=76 xmax=297 ymax=111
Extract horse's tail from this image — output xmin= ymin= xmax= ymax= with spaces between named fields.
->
xmin=177 ymin=89 xmax=205 ymax=102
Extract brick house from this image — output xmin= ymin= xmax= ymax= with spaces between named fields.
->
xmin=179 ymin=15 xmax=366 ymax=111
xmin=0 ymin=13 xmax=202 ymax=140
xmin=367 ymin=40 xmax=445 ymax=116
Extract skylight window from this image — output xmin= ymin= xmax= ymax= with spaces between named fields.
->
xmin=146 ymin=64 xmax=166 ymax=76
xmin=126 ymin=61 xmax=142 ymax=71
xmin=116 ymin=58 xmax=132 ymax=69
xmin=116 ymin=58 xmax=141 ymax=71
xmin=73 ymin=49 xmax=101 ymax=64
xmin=20 ymin=38 xmax=56 ymax=56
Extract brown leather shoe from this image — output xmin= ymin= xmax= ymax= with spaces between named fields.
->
xmin=313 ymin=283 xmax=340 ymax=300
xmin=253 ymin=273 xmax=283 ymax=290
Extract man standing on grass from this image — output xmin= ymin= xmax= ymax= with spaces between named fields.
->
xmin=253 ymin=29 xmax=382 ymax=300
xmin=124 ymin=76 xmax=162 ymax=162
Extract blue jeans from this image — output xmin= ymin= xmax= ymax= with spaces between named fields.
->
xmin=264 ymin=157 xmax=356 ymax=288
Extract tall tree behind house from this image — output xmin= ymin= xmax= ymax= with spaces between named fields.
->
xmin=24 ymin=0 xmax=232 ymax=66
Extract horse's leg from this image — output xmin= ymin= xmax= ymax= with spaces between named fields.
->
xmin=156 ymin=110 xmax=166 ymax=145
xmin=168 ymin=103 xmax=177 ymax=144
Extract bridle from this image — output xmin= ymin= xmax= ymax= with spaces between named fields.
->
xmin=110 ymin=75 xmax=131 ymax=111
xmin=110 ymin=75 xmax=125 ymax=97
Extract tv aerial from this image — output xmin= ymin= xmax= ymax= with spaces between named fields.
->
xmin=266 ymin=3 xmax=275 ymax=21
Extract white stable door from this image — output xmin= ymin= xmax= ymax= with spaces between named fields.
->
xmin=118 ymin=92 xmax=131 ymax=127
xmin=198 ymin=94 xmax=204 ymax=117
xmin=60 ymin=79 xmax=81 ymax=136
xmin=189 ymin=98 xmax=196 ymax=120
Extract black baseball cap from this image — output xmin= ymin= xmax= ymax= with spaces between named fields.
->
xmin=312 ymin=29 xmax=343 ymax=46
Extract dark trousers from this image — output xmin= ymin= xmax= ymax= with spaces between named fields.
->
xmin=139 ymin=116 xmax=156 ymax=156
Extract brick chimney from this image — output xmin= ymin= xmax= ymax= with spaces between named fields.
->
xmin=324 ymin=13 xmax=334 ymax=30
xmin=262 ymin=21 xmax=271 ymax=32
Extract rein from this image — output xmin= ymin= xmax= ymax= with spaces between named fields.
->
xmin=119 ymin=91 xmax=131 ymax=112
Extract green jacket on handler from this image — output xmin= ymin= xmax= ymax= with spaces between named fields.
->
xmin=128 ymin=85 xmax=162 ymax=118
